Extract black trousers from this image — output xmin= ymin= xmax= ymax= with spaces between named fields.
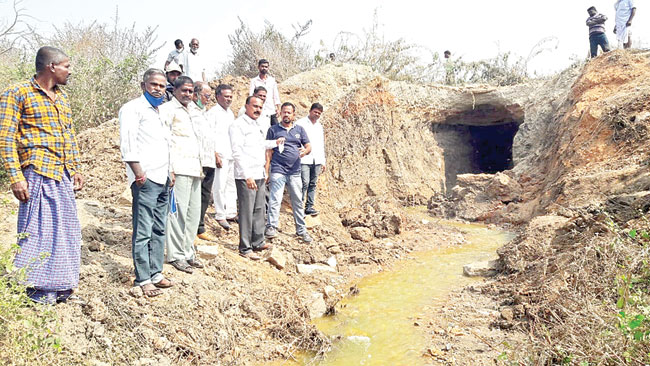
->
xmin=197 ymin=167 xmax=215 ymax=234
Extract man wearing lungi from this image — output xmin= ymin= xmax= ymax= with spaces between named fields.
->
xmin=0 ymin=46 xmax=84 ymax=304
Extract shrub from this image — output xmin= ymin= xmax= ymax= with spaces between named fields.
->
xmin=220 ymin=18 xmax=313 ymax=81
xmin=47 ymin=17 xmax=162 ymax=131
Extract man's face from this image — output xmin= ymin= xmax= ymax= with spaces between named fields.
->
xmin=280 ymin=106 xmax=294 ymax=124
xmin=52 ymin=58 xmax=71 ymax=85
xmin=166 ymin=71 xmax=181 ymax=84
xmin=308 ymin=108 xmax=322 ymax=121
xmin=254 ymin=90 xmax=267 ymax=103
xmin=245 ymin=97 xmax=263 ymax=120
xmin=588 ymin=8 xmax=597 ymax=16
xmin=258 ymin=62 xmax=269 ymax=75
xmin=199 ymin=86 xmax=211 ymax=105
xmin=217 ymin=89 xmax=233 ymax=109
xmin=190 ymin=39 xmax=199 ymax=53
xmin=174 ymin=82 xmax=194 ymax=107
xmin=142 ymin=74 xmax=166 ymax=98
xmin=177 ymin=42 xmax=184 ymax=51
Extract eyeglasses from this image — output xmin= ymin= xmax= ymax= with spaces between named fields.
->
xmin=201 ymin=93 xmax=211 ymax=98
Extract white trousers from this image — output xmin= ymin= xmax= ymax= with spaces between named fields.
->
xmin=212 ymin=159 xmax=237 ymax=220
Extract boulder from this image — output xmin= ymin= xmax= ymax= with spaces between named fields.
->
xmin=463 ymin=259 xmax=500 ymax=277
xmin=265 ymin=247 xmax=287 ymax=270
xmin=307 ymin=292 xmax=327 ymax=319
xmin=296 ymin=263 xmax=336 ymax=274
xmin=196 ymin=245 xmax=219 ymax=259
xmin=350 ymin=227 xmax=373 ymax=242
xmin=304 ymin=215 xmax=322 ymax=228
xmin=117 ymin=187 xmax=132 ymax=206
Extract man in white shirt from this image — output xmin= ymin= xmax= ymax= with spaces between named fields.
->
xmin=160 ymin=76 xmax=205 ymax=273
xmin=184 ymin=38 xmax=206 ymax=82
xmin=296 ymin=103 xmax=326 ymax=216
xmin=249 ymin=59 xmax=281 ymax=126
xmin=164 ymin=39 xmax=185 ymax=73
xmin=614 ymin=0 xmax=637 ymax=48
xmin=119 ymin=68 xmax=175 ymax=297
xmin=239 ymin=86 xmax=271 ymax=136
xmin=230 ymin=96 xmax=284 ymax=260
xmin=192 ymin=82 xmax=218 ymax=241
xmin=207 ymin=84 xmax=237 ymax=230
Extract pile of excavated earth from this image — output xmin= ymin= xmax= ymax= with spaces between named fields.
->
xmin=2 ymin=49 xmax=649 ymax=365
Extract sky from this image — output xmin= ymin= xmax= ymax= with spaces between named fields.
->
xmin=7 ymin=0 xmax=649 ymax=79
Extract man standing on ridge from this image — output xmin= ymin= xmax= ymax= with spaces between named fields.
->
xmin=296 ymin=103 xmax=326 ymax=216
xmin=184 ymin=38 xmax=206 ymax=82
xmin=249 ymin=59 xmax=281 ymax=126
xmin=120 ymin=68 xmax=175 ymax=297
xmin=165 ymin=39 xmax=185 ymax=73
xmin=230 ymin=96 xmax=285 ymax=260
xmin=264 ymin=102 xmax=313 ymax=243
xmin=614 ymin=0 xmax=636 ymax=49
xmin=586 ymin=6 xmax=611 ymax=57
xmin=207 ymin=84 xmax=237 ymax=230
xmin=0 ymin=46 xmax=84 ymax=304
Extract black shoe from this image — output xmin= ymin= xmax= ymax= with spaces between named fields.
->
xmin=305 ymin=207 xmax=319 ymax=216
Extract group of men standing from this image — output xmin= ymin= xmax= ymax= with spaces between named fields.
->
xmin=586 ymin=0 xmax=637 ymax=58
xmin=0 ymin=44 xmax=326 ymax=302
xmin=119 ymin=57 xmax=326 ymax=295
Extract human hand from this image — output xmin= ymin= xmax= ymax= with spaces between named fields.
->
xmin=73 ymin=173 xmax=85 ymax=191
xmin=299 ymin=147 xmax=307 ymax=157
xmin=11 ymin=180 xmax=29 ymax=203
xmin=246 ymin=178 xmax=257 ymax=190
xmin=215 ymin=153 xmax=223 ymax=169
xmin=276 ymin=137 xmax=286 ymax=146
xmin=627 ymin=21 xmax=632 ymax=27
xmin=135 ymin=173 xmax=147 ymax=187
xmin=321 ymin=165 xmax=326 ymax=173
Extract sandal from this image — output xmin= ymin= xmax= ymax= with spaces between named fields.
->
xmin=170 ymin=260 xmax=194 ymax=274
xmin=140 ymin=284 xmax=162 ymax=297
xmin=154 ymin=278 xmax=174 ymax=289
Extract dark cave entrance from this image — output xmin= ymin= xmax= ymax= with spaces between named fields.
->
xmin=432 ymin=103 xmax=523 ymax=191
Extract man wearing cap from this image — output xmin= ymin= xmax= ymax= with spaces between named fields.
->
xmin=249 ymin=59 xmax=281 ymax=126
xmin=164 ymin=62 xmax=182 ymax=102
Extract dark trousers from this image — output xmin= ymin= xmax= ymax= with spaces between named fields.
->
xmin=301 ymin=163 xmax=322 ymax=210
xmin=197 ymin=167 xmax=215 ymax=234
xmin=131 ymin=179 xmax=169 ymax=286
xmin=236 ymin=178 xmax=266 ymax=254
xmin=589 ymin=32 xmax=610 ymax=58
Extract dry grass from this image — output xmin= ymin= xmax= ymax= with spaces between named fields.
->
xmin=497 ymin=210 xmax=650 ymax=365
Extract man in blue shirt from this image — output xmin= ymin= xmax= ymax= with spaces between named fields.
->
xmin=264 ymin=102 xmax=313 ymax=242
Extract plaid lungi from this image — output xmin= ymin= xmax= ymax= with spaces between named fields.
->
xmin=14 ymin=166 xmax=81 ymax=291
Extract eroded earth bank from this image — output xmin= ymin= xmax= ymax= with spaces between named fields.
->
xmin=3 ymin=50 xmax=650 ymax=365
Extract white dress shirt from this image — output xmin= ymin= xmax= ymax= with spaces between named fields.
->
xmin=229 ymin=114 xmax=278 ymax=180
xmin=207 ymin=104 xmax=235 ymax=160
xmin=296 ymin=116 xmax=326 ymax=165
xmin=249 ymin=75 xmax=281 ymax=116
xmin=193 ymin=102 xmax=216 ymax=168
xmin=159 ymin=98 xmax=203 ymax=177
xmin=166 ymin=49 xmax=184 ymax=68
xmin=119 ymin=95 xmax=171 ymax=187
xmin=238 ymin=105 xmax=271 ymax=137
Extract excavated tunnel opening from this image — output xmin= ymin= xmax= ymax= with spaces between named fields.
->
xmin=433 ymin=103 xmax=523 ymax=191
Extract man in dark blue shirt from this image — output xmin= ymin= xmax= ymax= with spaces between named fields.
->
xmin=264 ymin=102 xmax=313 ymax=242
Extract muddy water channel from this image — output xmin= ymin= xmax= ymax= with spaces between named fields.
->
xmin=274 ymin=221 xmax=515 ymax=366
